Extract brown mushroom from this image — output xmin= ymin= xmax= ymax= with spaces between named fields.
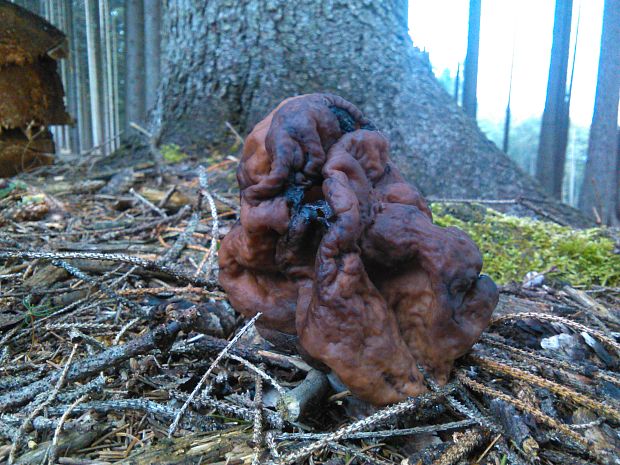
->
xmin=219 ymin=94 xmax=498 ymax=406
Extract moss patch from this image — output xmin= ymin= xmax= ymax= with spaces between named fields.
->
xmin=431 ymin=203 xmax=620 ymax=287
xmin=160 ymin=143 xmax=188 ymax=163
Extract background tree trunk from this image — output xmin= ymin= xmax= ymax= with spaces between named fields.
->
xmin=144 ymin=0 xmax=161 ymax=114
xmin=579 ymin=0 xmax=620 ymax=225
xmin=84 ymin=0 xmax=104 ymax=152
xmin=99 ymin=0 xmax=116 ymax=153
xmin=61 ymin=0 xmax=78 ymax=154
xmin=536 ymin=0 xmax=573 ymax=198
xmin=462 ymin=0 xmax=481 ymax=119
xmin=125 ymin=0 xmax=145 ymax=130
xmin=151 ymin=0 xmax=586 ymax=225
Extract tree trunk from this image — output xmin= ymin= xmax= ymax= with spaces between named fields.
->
xmin=111 ymin=13 xmax=120 ymax=151
xmin=100 ymin=0 xmax=115 ymax=153
xmin=536 ymin=0 xmax=573 ymax=198
xmin=61 ymin=0 xmax=78 ymax=154
xmin=462 ymin=0 xmax=481 ymax=119
xmin=150 ymin=0 xmax=585 ymax=217
xmin=84 ymin=0 xmax=104 ymax=152
xmin=144 ymin=0 xmax=161 ymax=114
xmin=125 ymin=0 xmax=145 ymax=130
xmin=579 ymin=0 xmax=620 ymax=225
xmin=73 ymin=0 xmax=92 ymax=153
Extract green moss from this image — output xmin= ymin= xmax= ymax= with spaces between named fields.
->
xmin=431 ymin=203 xmax=620 ymax=287
xmin=19 ymin=193 xmax=45 ymax=205
xmin=0 ymin=180 xmax=26 ymax=199
xmin=160 ymin=143 xmax=188 ymax=163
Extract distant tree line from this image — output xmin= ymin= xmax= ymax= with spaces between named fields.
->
xmin=439 ymin=0 xmax=619 ymax=224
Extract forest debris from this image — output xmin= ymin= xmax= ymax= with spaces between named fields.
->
xmin=139 ymin=186 xmax=191 ymax=210
xmin=0 ymin=155 xmax=618 ymax=465
xmin=0 ymin=249 xmax=214 ymax=287
xmin=122 ymin=429 xmax=252 ymax=465
xmin=12 ymin=429 xmax=103 ymax=465
xmin=47 ymin=393 xmax=90 ymax=465
xmin=563 ymin=285 xmax=620 ymax=324
xmin=489 ymin=399 xmax=538 ymax=457
xmin=541 ymin=333 xmax=587 ymax=360
xmin=272 ymin=386 xmax=457 ymax=465
xmin=493 ymin=310 xmax=620 ymax=349
xmin=277 ymin=369 xmax=329 ymax=422
xmin=130 ymin=187 xmax=167 ymax=217
xmin=168 ymin=312 xmax=262 ymax=437
xmin=468 ymin=353 xmax=620 ymax=420
xmin=431 ymin=428 xmax=485 ymax=465
xmin=23 ymin=263 xmax=68 ymax=288
xmin=456 ymin=371 xmax=592 ymax=451
xmin=41 ymin=179 xmax=106 ymax=195
xmin=98 ymin=168 xmax=136 ymax=195
xmin=8 ymin=343 xmax=77 ymax=464
xmin=0 ymin=311 xmax=196 ymax=411
xmin=572 ymin=407 xmax=620 ymax=464
xmin=274 ymin=419 xmax=476 ymax=442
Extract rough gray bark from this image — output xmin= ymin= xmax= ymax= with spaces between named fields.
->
xmin=536 ymin=0 xmax=573 ymax=199
xmin=144 ymin=0 xmax=161 ymax=113
xmin=462 ymin=0 xmax=481 ymax=119
xmin=125 ymin=0 xmax=145 ymax=129
xmin=151 ymin=0 xmax=588 ymax=226
xmin=579 ymin=0 xmax=620 ymax=225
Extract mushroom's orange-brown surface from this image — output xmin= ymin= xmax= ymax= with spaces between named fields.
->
xmin=219 ymin=94 xmax=498 ymax=405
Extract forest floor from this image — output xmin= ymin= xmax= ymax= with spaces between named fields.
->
xmin=0 ymin=150 xmax=619 ymax=465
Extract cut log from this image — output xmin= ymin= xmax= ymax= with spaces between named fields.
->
xmin=0 ymin=129 xmax=54 ymax=177
xmin=0 ymin=58 xmax=71 ymax=129
xmin=0 ymin=0 xmax=66 ymax=66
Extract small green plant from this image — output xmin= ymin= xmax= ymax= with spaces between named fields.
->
xmin=22 ymin=295 xmax=56 ymax=326
xmin=160 ymin=143 xmax=188 ymax=163
xmin=431 ymin=203 xmax=620 ymax=287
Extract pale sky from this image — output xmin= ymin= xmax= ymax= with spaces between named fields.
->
xmin=408 ymin=0 xmax=604 ymax=126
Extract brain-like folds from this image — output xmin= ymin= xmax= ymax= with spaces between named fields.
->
xmin=219 ymin=94 xmax=498 ymax=405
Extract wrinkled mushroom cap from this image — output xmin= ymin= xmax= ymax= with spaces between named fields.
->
xmin=219 ymin=94 xmax=499 ymax=405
